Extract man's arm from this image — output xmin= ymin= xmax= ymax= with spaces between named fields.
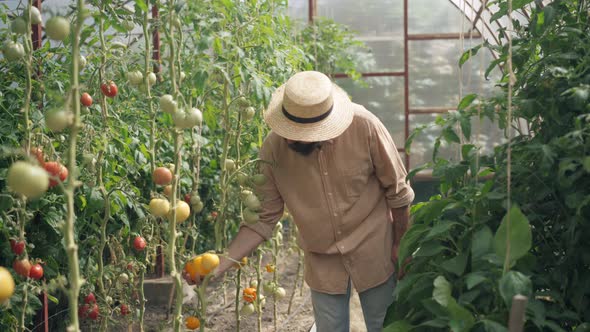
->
xmin=214 ymin=227 xmax=266 ymax=278
xmin=184 ymin=227 xmax=265 ymax=284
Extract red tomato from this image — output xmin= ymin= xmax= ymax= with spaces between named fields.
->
xmin=152 ymin=167 xmax=173 ymax=185
xmin=80 ymin=93 xmax=93 ymax=107
xmin=43 ymin=161 xmax=68 ymax=188
xmin=11 ymin=240 xmax=25 ymax=255
xmin=184 ymin=193 xmax=191 ymax=204
xmin=133 ymin=236 xmax=146 ymax=251
xmin=29 ymin=264 xmax=43 ymax=280
xmin=100 ymin=81 xmax=118 ymax=98
xmin=84 ymin=292 xmax=96 ymax=304
xmin=78 ymin=304 xmax=89 ymax=319
xmin=13 ymin=259 xmax=32 ymax=277
xmin=29 ymin=147 xmax=45 ymax=166
xmin=88 ymin=303 xmax=99 ymax=320
xmin=120 ymin=304 xmax=130 ymax=316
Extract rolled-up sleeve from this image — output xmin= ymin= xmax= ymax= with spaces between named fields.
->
xmin=240 ymin=137 xmax=284 ymax=240
xmin=369 ymin=118 xmax=415 ymax=209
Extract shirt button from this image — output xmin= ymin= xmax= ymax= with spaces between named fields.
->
xmin=340 ymin=245 xmax=345 ymax=250
xmin=337 ymin=231 xmax=342 ymax=235
xmin=328 ymin=192 xmax=333 ymax=196
xmin=333 ymin=213 xmax=337 ymax=217
xmin=323 ymin=171 xmax=328 ymax=176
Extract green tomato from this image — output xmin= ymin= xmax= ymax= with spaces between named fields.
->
xmin=250 ymin=174 xmax=267 ymax=186
xmin=242 ymin=208 xmax=259 ymax=225
xmin=45 ymin=16 xmax=71 ymax=41
xmin=45 ymin=109 xmax=73 ymax=132
xmin=243 ymin=193 xmax=261 ymax=211
xmin=7 ymin=161 xmax=49 ymax=199
xmin=2 ymin=41 xmax=25 ymax=61
xmin=11 ymin=17 xmax=27 ymax=34
xmin=160 ymin=94 xmax=177 ymax=114
xmin=30 ymin=7 xmax=42 ymax=25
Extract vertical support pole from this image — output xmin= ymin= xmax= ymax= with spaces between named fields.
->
xmin=403 ymin=0 xmax=410 ymax=170
xmin=31 ymin=0 xmax=42 ymax=50
xmin=32 ymin=2 xmax=50 ymax=331
xmin=152 ymin=4 xmax=161 ymax=75
xmin=508 ymin=295 xmax=528 ymax=332
xmin=152 ymin=2 xmax=165 ymax=278
xmin=308 ymin=0 xmax=315 ymax=24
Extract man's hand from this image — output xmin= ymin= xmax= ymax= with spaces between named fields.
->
xmin=182 ymin=271 xmax=202 ymax=286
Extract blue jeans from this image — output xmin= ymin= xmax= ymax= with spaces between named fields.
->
xmin=310 ymin=274 xmax=396 ymax=332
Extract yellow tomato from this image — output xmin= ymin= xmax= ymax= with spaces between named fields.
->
xmin=0 ymin=267 xmax=15 ymax=303
xmin=201 ymin=253 xmax=220 ymax=271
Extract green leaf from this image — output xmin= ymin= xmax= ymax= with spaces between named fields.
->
xmin=448 ymin=301 xmax=475 ymax=332
xmin=461 ymin=144 xmax=476 ymax=160
xmin=442 ymin=127 xmax=461 ymax=144
xmin=459 ymin=116 xmax=471 ymax=140
xmin=459 ymin=45 xmax=482 ymax=67
xmin=415 ymin=241 xmax=445 ymax=257
xmin=494 ymin=206 xmax=532 ymax=265
xmin=398 ymin=224 xmax=430 ymax=264
xmin=465 ymin=272 xmax=488 ymax=290
xmin=583 ymin=156 xmax=590 ymax=172
xmin=383 ymin=320 xmax=414 ymax=332
xmin=472 ymin=226 xmax=494 ymax=262
xmin=135 ymin=0 xmax=148 ymax=12
xmin=481 ymin=319 xmax=508 ymax=332
xmin=498 ymin=271 xmax=532 ymax=307
xmin=425 ymin=221 xmax=458 ymax=240
xmin=458 ymin=94 xmax=477 ymax=110
xmin=441 ymin=253 xmax=468 ymax=276
xmin=433 ymin=276 xmax=452 ymax=307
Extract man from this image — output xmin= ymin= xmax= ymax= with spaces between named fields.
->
xmin=191 ymin=71 xmax=414 ymax=331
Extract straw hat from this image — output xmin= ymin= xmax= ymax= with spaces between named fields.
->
xmin=263 ymin=71 xmax=354 ymax=142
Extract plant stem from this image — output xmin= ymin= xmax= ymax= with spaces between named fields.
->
xmin=272 ymin=238 xmax=278 ymax=331
xmin=169 ymin=131 xmax=184 ymax=332
xmin=214 ymin=81 xmax=232 ymax=252
xmin=256 ymin=251 xmax=263 ymax=332
xmin=64 ymin=1 xmax=85 ymax=330
xmin=197 ymin=276 xmax=211 ymax=332
xmin=20 ymin=284 xmax=28 ymax=332
xmin=235 ymin=268 xmax=242 ymax=332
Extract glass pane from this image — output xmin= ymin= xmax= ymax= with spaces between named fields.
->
xmin=337 ymin=77 xmax=405 ymax=146
xmin=408 ymin=113 xmax=506 ymax=169
xmin=409 ymin=39 xmax=501 ymax=108
xmin=408 ymin=114 xmax=457 ymax=169
xmin=287 ymin=0 xmax=309 ymax=22
xmin=317 ymin=0 xmax=404 ymax=72
xmin=409 ymin=0 xmax=469 ymax=34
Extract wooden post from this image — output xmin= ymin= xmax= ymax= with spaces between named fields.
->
xmin=508 ymin=295 xmax=528 ymax=332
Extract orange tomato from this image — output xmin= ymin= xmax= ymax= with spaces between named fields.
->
xmin=265 ymin=264 xmax=275 ymax=273
xmin=194 ymin=256 xmax=211 ymax=276
xmin=243 ymin=287 xmax=257 ymax=303
xmin=185 ymin=316 xmax=200 ymax=330
xmin=201 ymin=253 xmax=219 ymax=271
xmin=184 ymin=259 xmax=199 ymax=282
xmin=234 ymin=257 xmax=248 ymax=269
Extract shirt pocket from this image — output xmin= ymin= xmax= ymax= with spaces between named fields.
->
xmin=340 ymin=164 xmax=372 ymax=198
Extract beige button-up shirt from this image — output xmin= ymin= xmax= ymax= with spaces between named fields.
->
xmin=244 ymin=104 xmax=415 ymax=294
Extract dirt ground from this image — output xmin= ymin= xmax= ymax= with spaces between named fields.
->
xmin=106 ymin=250 xmax=367 ymax=332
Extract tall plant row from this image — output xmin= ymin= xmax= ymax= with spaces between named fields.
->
xmin=0 ymin=0 xmax=364 ymax=331
xmin=385 ymin=1 xmax=590 ymax=331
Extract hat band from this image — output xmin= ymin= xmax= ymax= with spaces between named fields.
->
xmin=282 ymin=105 xmax=333 ymax=124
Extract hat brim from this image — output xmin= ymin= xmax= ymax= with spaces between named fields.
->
xmin=263 ymin=83 xmax=354 ymax=142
